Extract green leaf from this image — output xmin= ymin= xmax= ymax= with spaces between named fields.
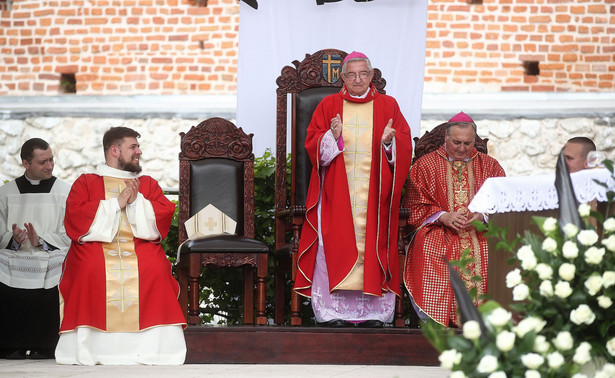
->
xmin=468 ymin=287 xmax=478 ymax=300
xmin=518 ymin=331 xmax=537 ymax=351
xmin=448 ymin=336 xmax=473 ymax=351
xmin=599 ymin=320 xmax=611 ymax=338
xmin=420 ymin=319 xmax=449 ymax=352
xmin=541 ymin=308 xmax=558 ymax=318
xmin=603 ymin=159 xmax=614 ymax=173
xmin=479 ymin=300 xmax=502 ymax=315
xmin=474 ymin=221 xmax=488 ymax=232
xmin=509 ymin=303 xmax=525 ymax=313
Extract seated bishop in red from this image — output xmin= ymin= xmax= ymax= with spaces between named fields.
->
xmin=404 ymin=112 xmax=505 ymax=327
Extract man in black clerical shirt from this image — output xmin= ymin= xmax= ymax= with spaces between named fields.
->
xmin=0 ymin=138 xmax=71 ymax=359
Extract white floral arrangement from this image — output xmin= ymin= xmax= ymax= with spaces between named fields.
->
xmin=423 ymin=202 xmax=615 ymax=377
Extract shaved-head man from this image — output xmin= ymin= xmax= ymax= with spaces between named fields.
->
xmin=563 ymin=137 xmax=596 ymax=173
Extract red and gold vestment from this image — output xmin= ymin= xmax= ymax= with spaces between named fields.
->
xmin=404 ymin=145 xmax=505 ymax=326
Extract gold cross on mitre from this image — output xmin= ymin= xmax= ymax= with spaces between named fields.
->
xmin=203 ymin=217 xmax=218 ymax=231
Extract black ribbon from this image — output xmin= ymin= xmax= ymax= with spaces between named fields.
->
xmin=241 ymin=0 xmax=258 ymax=10
xmin=555 ymin=148 xmax=584 ymax=234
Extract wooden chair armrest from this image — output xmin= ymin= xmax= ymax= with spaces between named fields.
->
xmin=276 ymin=209 xmax=291 ymax=219
xmin=398 ymin=207 xmax=410 ymax=220
xmin=290 ymin=205 xmax=306 ymax=224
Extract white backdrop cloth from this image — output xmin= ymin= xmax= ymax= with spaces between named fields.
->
xmin=237 ymin=0 xmax=428 ymax=156
xmin=468 ymin=169 xmax=615 ymax=214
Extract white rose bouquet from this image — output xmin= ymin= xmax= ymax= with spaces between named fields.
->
xmin=498 ymin=207 xmax=615 ymax=375
xmin=422 ymin=301 xmax=589 ymax=376
xmin=422 ymin=162 xmax=615 ymax=377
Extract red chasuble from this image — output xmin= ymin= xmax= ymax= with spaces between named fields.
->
xmin=295 ymin=84 xmax=412 ymax=298
xmin=403 ymin=146 xmax=505 ymax=326
xmin=59 ymin=173 xmax=186 ymax=332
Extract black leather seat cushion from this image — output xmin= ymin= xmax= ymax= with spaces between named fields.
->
xmin=294 ymin=86 xmax=339 ymax=206
xmin=190 ymin=158 xmax=244 ymax=235
xmin=180 ymin=234 xmax=269 ymax=254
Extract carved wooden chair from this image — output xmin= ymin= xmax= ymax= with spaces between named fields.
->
xmin=273 ymin=48 xmax=407 ymax=326
xmin=176 ymin=117 xmax=269 ymax=326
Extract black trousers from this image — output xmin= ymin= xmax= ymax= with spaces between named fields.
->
xmin=0 ymin=282 xmax=60 ymax=353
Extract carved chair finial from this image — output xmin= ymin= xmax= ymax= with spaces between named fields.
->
xmin=179 ymin=117 xmax=254 ymax=161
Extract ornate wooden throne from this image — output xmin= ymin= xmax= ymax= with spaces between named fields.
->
xmin=273 ymin=48 xmax=407 ymax=326
xmin=177 ymin=117 xmax=270 ymax=326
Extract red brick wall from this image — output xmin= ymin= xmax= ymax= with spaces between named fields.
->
xmin=0 ymin=0 xmax=239 ymax=95
xmin=0 ymin=0 xmax=613 ymax=96
xmin=425 ymin=0 xmax=615 ymax=92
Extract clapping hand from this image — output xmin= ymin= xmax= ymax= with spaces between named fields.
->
xmin=118 ymin=178 xmax=140 ymax=209
xmin=330 ymin=114 xmax=342 ymax=140
xmin=12 ymin=224 xmax=28 ymax=244
xmin=381 ymin=119 xmax=396 ymax=145
xmin=24 ymin=222 xmax=40 ymax=246
xmin=12 ymin=223 xmax=40 ymax=246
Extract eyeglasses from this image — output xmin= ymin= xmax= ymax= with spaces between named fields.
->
xmin=343 ymin=71 xmax=371 ymax=80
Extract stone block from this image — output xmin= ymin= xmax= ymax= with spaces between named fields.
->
xmin=595 ymin=128 xmax=615 ymax=152
xmin=0 ymin=120 xmax=25 ymax=136
xmin=519 ymin=119 xmax=541 ymax=137
xmin=511 ymin=155 xmax=536 ymax=175
xmin=30 ymin=117 xmax=61 ymax=129
xmin=559 ymin=118 xmax=591 ymax=133
xmin=487 ymin=121 xmax=514 ymax=139
xmin=57 ymin=149 xmax=87 ymax=169
xmin=523 ymin=139 xmax=546 ymax=156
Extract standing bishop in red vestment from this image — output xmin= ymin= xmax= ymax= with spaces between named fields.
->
xmin=56 ymin=127 xmax=186 ymax=365
xmin=294 ymin=52 xmax=412 ymax=327
xmin=404 ymin=112 xmax=505 ymax=327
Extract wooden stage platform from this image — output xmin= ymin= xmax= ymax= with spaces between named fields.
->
xmin=184 ymin=325 xmax=440 ymax=365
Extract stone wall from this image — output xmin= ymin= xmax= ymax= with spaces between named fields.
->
xmin=0 ymin=0 xmax=239 ymax=95
xmin=0 ymin=116 xmax=205 ymax=187
xmin=421 ymin=116 xmax=615 ymax=177
xmin=423 ymin=0 xmax=615 ymax=93
xmin=1 ymin=0 xmax=613 ymax=95
xmin=2 ymin=114 xmax=613 ymax=187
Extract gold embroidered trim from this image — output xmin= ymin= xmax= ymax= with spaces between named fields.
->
xmin=335 ymin=99 xmax=374 ymax=291
xmin=102 ymin=177 xmax=140 ymax=332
